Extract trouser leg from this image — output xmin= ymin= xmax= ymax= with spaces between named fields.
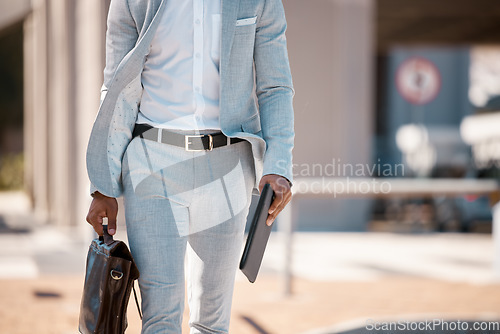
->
xmin=125 ymin=197 xmax=189 ymax=334
xmin=122 ymin=137 xmax=193 ymax=334
xmin=187 ymin=141 xmax=255 ymax=334
xmin=186 ymin=209 xmax=250 ymax=334
xmin=122 ymin=136 xmax=255 ymax=334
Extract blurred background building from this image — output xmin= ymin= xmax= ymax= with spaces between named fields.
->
xmin=0 ymin=0 xmax=500 ymax=233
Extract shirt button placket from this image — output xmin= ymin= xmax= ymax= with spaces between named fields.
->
xmin=193 ymin=0 xmax=203 ymax=113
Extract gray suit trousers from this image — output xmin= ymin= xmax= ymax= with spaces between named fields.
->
xmin=122 ymin=133 xmax=255 ymax=333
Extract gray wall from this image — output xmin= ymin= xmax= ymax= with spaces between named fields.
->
xmin=285 ymin=0 xmax=375 ymax=231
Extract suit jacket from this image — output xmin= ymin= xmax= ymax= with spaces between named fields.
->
xmin=86 ymin=0 xmax=295 ymax=198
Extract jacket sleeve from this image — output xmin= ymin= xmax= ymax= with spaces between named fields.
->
xmin=89 ymin=0 xmax=139 ymax=197
xmin=101 ymin=0 xmax=139 ymax=97
xmin=254 ymin=0 xmax=295 ymax=183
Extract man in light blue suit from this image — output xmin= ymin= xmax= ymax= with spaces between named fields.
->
xmin=86 ymin=0 xmax=294 ymax=332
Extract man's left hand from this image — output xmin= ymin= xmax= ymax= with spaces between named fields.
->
xmin=259 ymin=174 xmax=292 ymax=226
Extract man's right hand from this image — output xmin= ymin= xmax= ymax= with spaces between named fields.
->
xmin=86 ymin=192 xmax=118 ymax=236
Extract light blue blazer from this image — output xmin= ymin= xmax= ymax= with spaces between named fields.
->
xmin=86 ymin=0 xmax=295 ymax=198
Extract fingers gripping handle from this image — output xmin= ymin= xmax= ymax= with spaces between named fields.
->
xmin=99 ymin=217 xmax=114 ymax=245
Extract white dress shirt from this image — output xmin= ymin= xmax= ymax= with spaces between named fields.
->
xmin=137 ymin=0 xmax=222 ymax=130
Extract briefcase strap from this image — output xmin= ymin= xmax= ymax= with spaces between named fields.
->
xmin=133 ymin=283 xmax=142 ymax=319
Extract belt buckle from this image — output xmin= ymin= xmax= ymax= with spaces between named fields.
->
xmin=185 ymin=134 xmax=213 ymax=152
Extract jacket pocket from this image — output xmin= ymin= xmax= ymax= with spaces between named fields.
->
xmin=236 ymin=16 xmax=257 ymax=27
xmin=241 ymin=114 xmax=262 ymax=134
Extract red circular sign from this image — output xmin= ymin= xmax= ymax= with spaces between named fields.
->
xmin=396 ymin=57 xmax=441 ymax=105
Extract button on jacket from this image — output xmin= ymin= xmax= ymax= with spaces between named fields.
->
xmin=87 ymin=0 xmax=295 ymax=197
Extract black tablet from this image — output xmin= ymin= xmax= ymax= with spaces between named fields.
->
xmin=239 ymin=183 xmax=275 ymax=283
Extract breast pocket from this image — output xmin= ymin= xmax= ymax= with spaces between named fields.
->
xmin=236 ymin=16 xmax=257 ymax=27
xmin=235 ymin=16 xmax=257 ymax=37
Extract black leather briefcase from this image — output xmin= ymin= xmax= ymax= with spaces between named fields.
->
xmin=79 ymin=225 xmax=140 ymax=334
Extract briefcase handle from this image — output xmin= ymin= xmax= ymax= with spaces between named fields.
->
xmin=99 ymin=218 xmax=115 ymax=246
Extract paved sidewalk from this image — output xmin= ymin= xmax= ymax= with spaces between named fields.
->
xmin=2 ymin=274 xmax=500 ymax=334
xmin=1 ymin=191 xmax=500 ymax=333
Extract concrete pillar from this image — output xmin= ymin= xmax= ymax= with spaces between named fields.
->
xmin=46 ymin=0 xmax=73 ymax=226
xmin=74 ymin=0 xmax=108 ymax=236
xmin=284 ymin=0 xmax=375 ymax=230
xmin=26 ymin=0 xmax=49 ymax=222
xmin=25 ymin=0 xmax=109 ymax=228
xmin=23 ymin=14 xmax=34 ymax=207
xmin=331 ymin=0 xmax=374 ymax=166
